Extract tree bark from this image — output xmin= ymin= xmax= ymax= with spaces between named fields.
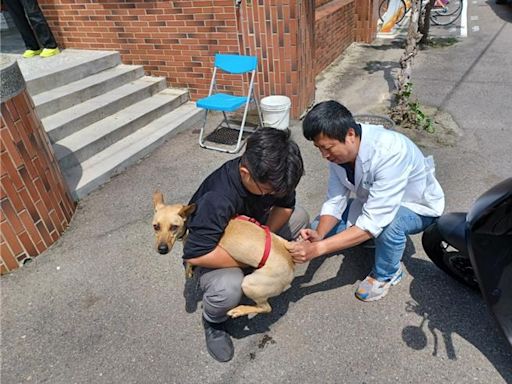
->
xmin=391 ymin=0 xmax=423 ymax=126
xmin=419 ymin=0 xmax=436 ymax=45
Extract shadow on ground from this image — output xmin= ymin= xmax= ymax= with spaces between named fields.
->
xmin=404 ymin=257 xmax=512 ymax=382
xmin=363 ymin=59 xmax=400 ymax=96
xmin=185 ymin=238 xmax=418 ymax=339
xmin=227 ymin=245 xmax=375 ymax=338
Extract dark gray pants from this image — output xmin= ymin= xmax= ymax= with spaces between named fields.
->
xmin=4 ymin=0 xmax=58 ymax=50
xmin=198 ymin=206 xmax=309 ymax=323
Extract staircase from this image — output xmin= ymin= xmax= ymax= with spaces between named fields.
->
xmin=15 ymin=49 xmax=203 ymax=200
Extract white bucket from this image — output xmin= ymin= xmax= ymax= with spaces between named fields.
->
xmin=260 ymin=95 xmax=291 ymax=130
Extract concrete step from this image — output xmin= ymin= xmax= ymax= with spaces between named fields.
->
xmin=15 ymin=49 xmax=121 ymax=96
xmin=33 ymin=64 xmax=145 ymax=119
xmin=63 ymin=101 xmax=203 ymax=200
xmin=54 ymin=88 xmax=189 ymax=171
xmin=42 ymin=76 xmax=167 ymax=142
xmin=11 ymin=48 xmax=202 ymax=200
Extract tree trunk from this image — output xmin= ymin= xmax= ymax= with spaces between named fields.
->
xmin=419 ymin=0 xmax=436 ymax=45
xmin=391 ymin=0 xmax=423 ymax=126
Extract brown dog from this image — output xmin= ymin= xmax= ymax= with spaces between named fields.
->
xmin=152 ymin=191 xmax=295 ymax=318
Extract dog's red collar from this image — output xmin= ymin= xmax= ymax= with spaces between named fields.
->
xmin=235 ymin=215 xmax=271 ymax=269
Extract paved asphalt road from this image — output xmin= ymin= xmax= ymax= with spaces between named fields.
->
xmin=1 ymin=2 xmax=511 ymax=383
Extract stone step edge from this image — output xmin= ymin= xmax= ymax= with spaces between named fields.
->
xmin=33 ymin=64 xmax=145 ymax=117
xmin=54 ymin=88 xmax=189 ymax=164
xmin=42 ymin=76 xmax=167 ymax=140
xmin=24 ymin=50 xmax=121 ymax=96
xmin=65 ymin=102 xmax=203 ymax=200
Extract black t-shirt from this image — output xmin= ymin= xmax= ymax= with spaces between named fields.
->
xmin=183 ymin=157 xmax=296 ymax=259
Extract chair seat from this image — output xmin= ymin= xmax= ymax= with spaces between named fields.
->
xmin=196 ymin=93 xmax=248 ymax=112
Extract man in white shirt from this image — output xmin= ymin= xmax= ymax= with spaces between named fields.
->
xmin=288 ymin=100 xmax=445 ymax=301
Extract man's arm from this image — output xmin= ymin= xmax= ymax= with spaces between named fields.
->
xmin=298 ymin=214 xmax=338 ymax=242
xmin=184 ymin=192 xmax=241 ymax=267
xmin=314 ymin=214 xmax=339 ymax=239
xmin=265 ymin=206 xmax=293 ymax=233
xmin=288 ymin=225 xmax=372 ymax=263
xmin=187 ymin=245 xmax=247 ymax=268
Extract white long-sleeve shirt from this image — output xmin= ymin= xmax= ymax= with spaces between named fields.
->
xmin=320 ymin=124 xmax=445 ymax=238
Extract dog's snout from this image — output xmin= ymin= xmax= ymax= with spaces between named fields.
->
xmin=158 ymin=244 xmax=169 ymax=254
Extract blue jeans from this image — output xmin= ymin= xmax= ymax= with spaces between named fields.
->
xmin=312 ymin=203 xmax=437 ymax=281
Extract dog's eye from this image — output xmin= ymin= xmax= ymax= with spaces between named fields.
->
xmin=170 ymin=225 xmax=178 ymax=232
xmin=153 ymin=224 xmax=160 ymax=231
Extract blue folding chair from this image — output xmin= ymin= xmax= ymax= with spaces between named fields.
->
xmin=196 ymin=53 xmax=263 ymax=153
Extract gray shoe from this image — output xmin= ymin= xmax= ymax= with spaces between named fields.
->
xmin=202 ymin=318 xmax=234 ymax=362
xmin=355 ymin=265 xmax=404 ymax=302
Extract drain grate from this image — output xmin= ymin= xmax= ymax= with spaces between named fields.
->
xmin=354 ymin=114 xmax=396 ymax=130
xmin=205 ymin=127 xmax=252 ymax=145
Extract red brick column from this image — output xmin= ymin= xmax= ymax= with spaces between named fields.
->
xmin=236 ymin=0 xmax=316 ymax=118
xmin=354 ymin=0 xmax=379 ymax=43
xmin=1 ymin=57 xmax=76 ymax=274
xmin=314 ymin=0 xmax=355 ymax=75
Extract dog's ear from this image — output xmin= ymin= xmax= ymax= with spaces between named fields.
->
xmin=178 ymin=203 xmax=196 ymax=218
xmin=153 ymin=191 xmax=165 ymax=210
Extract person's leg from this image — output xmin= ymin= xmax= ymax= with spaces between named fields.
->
xmin=3 ymin=0 xmax=40 ymax=50
xmin=373 ymin=206 xmax=436 ymax=281
xmin=198 ymin=267 xmax=243 ymax=362
xmin=355 ymin=206 xmax=437 ymax=301
xmin=200 ymin=267 xmax=244 ymax=323
xmin=20 ymin=0 xmax=58 ymax=49
xmin=310 ymin=199 xmax=353 ymax=237
xmin=275 ymin=205 xmax=310 ymax=240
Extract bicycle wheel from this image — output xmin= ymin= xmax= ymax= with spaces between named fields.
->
xmin=430 ymin=0 xmax=464 ymax=26
xmin=379 ymin=0 xmax=408 ymax=24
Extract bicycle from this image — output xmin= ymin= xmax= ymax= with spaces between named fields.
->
xmin=378 ymin=0 xmax=464 ymax=27
xmin=430 ymin=0 xmax=464 ymax=26
xmin=379 ymin=0 xmax=408 ymax=25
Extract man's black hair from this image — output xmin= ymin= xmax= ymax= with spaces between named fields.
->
xmin=241 ymin=128 xmax=304 ymax=196
xmin=302 ymin=100 xmax=361 ymax=142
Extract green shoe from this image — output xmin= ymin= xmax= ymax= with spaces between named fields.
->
xmin=22 ymin=49 xmax=42 ymax=58
xmin=40 ymin=48 xmax=60 ymax=58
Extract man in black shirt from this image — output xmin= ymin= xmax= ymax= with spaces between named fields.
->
xmin=184 ymin=128 xmax=308 ymax=362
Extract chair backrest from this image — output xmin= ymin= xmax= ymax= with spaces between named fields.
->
xmin=214 ymin=54 xmax=258 ymax=74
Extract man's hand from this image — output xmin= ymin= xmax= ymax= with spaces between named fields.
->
xmin=286 ymin=240 xmax=320 ymax=264
xmin=297 ymin=228 xmax=323 ymax=242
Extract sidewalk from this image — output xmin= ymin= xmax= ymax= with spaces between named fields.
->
xmin=2 ymin=3 xmax=512 ymax=383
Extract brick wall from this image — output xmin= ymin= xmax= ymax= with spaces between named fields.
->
xmin=38 ymin=0 xmax=317 ymax=118
xmin=354 ymin=0 xmax=379 ymax=43
xmin=35 ymin=0 xmax=376 ymax=118
xmin=314 ymin=0 xmax=355 ymax=75
xmin=315 ymin=0 xmax=335 ymax=9
xmin=1 ymin=90 xmax=76 ymax=274
xmin=38 ymin=0 xmax=240 ymax=101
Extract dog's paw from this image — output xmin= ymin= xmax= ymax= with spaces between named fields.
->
xmin=184 ymin=263 xmax=195 ymax=279
xmin=227 ymin=307 xmax=246 ymax=318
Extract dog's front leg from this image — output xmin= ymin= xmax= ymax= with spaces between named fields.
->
xmin=185 ymin=262 xmax=195 ymax=279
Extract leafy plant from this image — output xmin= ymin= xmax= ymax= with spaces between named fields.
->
xmin=390 ymin=0 xmax=435 ymax=133
xmin=391 ymin=82 xmax=434 ymax=133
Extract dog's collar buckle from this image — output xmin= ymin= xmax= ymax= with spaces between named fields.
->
xmin=235 ymin=215 xmax=271 ymax=269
